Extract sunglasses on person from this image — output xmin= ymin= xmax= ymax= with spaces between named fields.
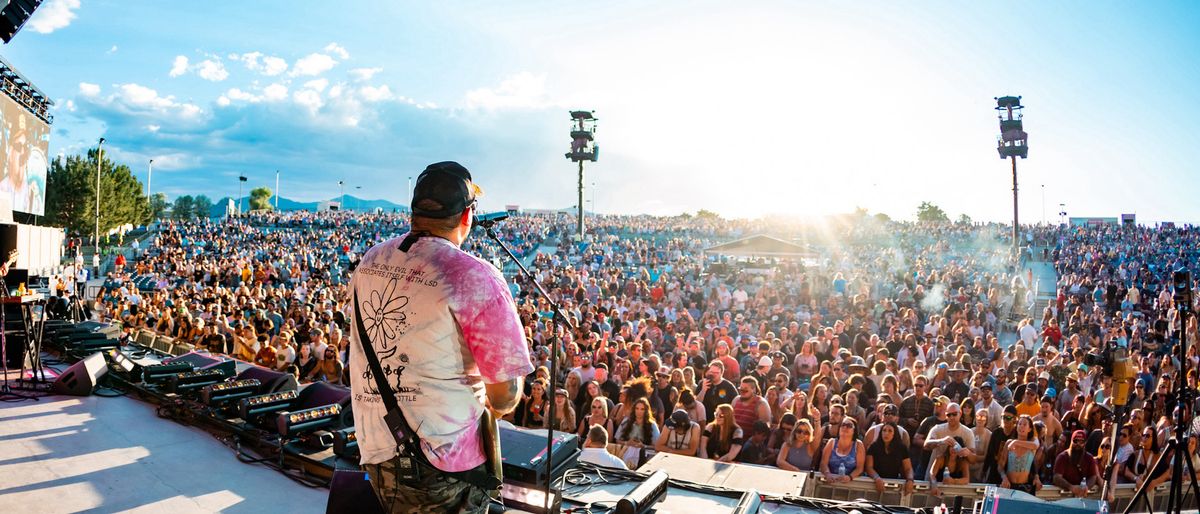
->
xmin=947 ymin=412 xmax=959 ymax=417
xmin=1003 ymin=415 xmax=1016 ymax=421
xmin=797 ymin=429 xmax=811 ymax=435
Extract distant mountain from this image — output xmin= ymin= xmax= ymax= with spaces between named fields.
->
xmin=208 ymin=195 xmax=408 ymax=217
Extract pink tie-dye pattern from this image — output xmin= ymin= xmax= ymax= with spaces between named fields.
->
xmin=414 ymin=239 xmax=531 ymax=472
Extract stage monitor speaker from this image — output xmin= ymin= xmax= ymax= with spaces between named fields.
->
xmin=52 ymin=352 xmax=108 ymax=396
xmin=165 ymin=351 xmax=235 ymax=378
xmin=324 ymin=469 xmax=384 ymax=514
xmin=0 ymin=0 xmax=42 ymax=43
xmin=236 ymin=365 xmax=299 ymax=395
xmin=499 ymin=424 xmax=581 ymax=486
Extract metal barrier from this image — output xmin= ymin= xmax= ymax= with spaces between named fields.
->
xmin=803 ymin=474 xmax=1189 ymax=510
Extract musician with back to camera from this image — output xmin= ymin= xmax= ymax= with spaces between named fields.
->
xmin=348 ymin=161 xmax=532 ymax=513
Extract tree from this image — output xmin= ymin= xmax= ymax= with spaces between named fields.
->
xmin=193 ymin=195 xmax=213 ymax=219
xmin=149 ymin=193 xmax=169 ymax=221
xmin=874 ymin=212 xmax=892 ymax=223
xmin=45 ymin=150 xmax=150 ymax=237
xmin=957 ymin=213 xmax=973 ymax=225
xmin=916 ymin=201 xmax=949 ymax=223
xmin=173 ymin=195 xmax=195 ymax=220
xmin=249 ymin=187 xmax=273 ymax=211
xmin=696 ymin=209 xmax=721 ymax=219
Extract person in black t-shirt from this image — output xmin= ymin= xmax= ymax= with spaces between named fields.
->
xmin=699 ymin=361 xmax=738 ymax=423
xmin=866 ymin=422 xmax=914 ymax=495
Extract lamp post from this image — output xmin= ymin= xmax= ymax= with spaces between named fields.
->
xmin=275 ymin=170 xmax=280 ymax=211
xmin=238 ymin=175 xmax=248 ymax=214
xmin=565 ymin=110 xmax=598 ymax=240
xmin=338 ymin=180 xmax=345 ymax=211
xmin=994 ymin=96 xmax=1029 ymax=254
xmin=95 ymin=138 xmax=104 ymax=256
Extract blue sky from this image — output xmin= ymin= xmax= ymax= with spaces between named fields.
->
xmin=9 ymin=1 xmax=1200 ymax=222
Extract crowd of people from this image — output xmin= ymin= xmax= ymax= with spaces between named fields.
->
xmin=86 ymin=210 xmax=1200 ymax=499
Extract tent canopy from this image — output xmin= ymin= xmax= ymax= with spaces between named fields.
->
xmin=702 ymin=234 xmax=815 ymax=258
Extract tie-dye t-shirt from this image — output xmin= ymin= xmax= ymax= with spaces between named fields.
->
xmin=349 ymin=233 xmax=533 ymax=472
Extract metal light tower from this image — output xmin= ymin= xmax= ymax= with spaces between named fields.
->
xmin=275 ymin=170 xmax=280 ymax=210
xmin=995 ymin=96 xmax=1028 ymax=254
xmin=95 ymin=138 xmax=105 ymax=253
xmin=565 ymin=110 xmax=598 ymax=240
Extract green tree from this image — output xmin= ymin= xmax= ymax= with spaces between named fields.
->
xmin=874 ymin=212 xmax=892 ymax=223
xmin=249 ymin=187 xmax=273 ymax=211
xmin=916 ymin=201 xmax=949 ymax=223
xmin=45 ymin=150 xmax=150 ymax=236
xmin=957 ymin=213 xmax=973 ymax=225
xmin=173 ymin=195 xmax=195 ymax=220
xmin=696 ymin=209 xmax=721 ymax=219
xmin=149 ymin=192 xmax=169 ymax=220
xmin=193 ymin=195 xmax=213 ymax=219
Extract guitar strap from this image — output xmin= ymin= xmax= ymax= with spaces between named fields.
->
xmin=352 ymin=290 xmax=501 ymax=491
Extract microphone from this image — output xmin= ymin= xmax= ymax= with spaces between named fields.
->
xmin=474 ymin=211 xmax=509 ymax=228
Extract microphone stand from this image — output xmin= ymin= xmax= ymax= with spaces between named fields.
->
xmin=480 ymin=218 xmax=573 ymax=513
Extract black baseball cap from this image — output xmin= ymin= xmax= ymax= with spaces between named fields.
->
xmin=411 ymin=161 xmax=483 ymax=218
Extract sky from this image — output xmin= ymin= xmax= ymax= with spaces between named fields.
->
xmin=7 ymin=1 xmax=1200 ymax=222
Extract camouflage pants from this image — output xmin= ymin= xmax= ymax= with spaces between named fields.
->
xmin=363 ymin=458 xmax=489 ymax=514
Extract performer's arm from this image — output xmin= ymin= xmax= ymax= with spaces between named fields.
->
xmin=486 ymin=377 xmax=524 ymax=417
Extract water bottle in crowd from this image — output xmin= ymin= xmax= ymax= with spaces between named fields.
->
xmin=838 ymin=463 xmax=846 ymax=477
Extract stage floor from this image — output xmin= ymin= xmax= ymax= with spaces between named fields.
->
xmin=0 ymin=392 xmax=327 ymax=513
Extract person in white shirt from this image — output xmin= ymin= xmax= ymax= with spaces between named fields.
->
xmin=579 ymin=425 xmax=628 ymax=470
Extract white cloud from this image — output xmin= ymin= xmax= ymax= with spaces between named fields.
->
xmin=293 ymin=89 xmax=324 ymax=113
xmin=349 ymin=67 xmax=383 ymax=81
xmin=262 ymin=83 xmax=289 ymax=102
xmin=218 ymin=83 xmax=290 ymax=105
xmin=303 ymin=78 xmax=328 ymax=92
xmin=235 ymin=52 xmax=288 ymax=76
xmin=146 ymin=124 xmax=161 ymax=133
xmin=360 ymin=85 xmax=393 ymax=102
xmin=291 ymin=53 xmax=337 ymax=76
xmin=107 ymin=45 xmax=119 ymax=54
xmin=78 ymin=82 xmax=100 ymax=96
xmin=260 ymin=56 xmax=288 ymax=76
xmin=63 ymin=99 xmax=77 ymax=112
xmin=78 ymin=83 xmax=205 ymax=123
xmin=27 ymin=0 xmax=80 ymax=34
xmin=195 ymin=58 xmax=229 ymax=82
xmin=169 ymin=56 xmax=190 ymax=77
xmin=323 ymin=43 xmax=350 ymax=60
xmin=225 ymin=88 xmax=259 ymax=102
xmin=464 ymin=72 xmax=553 ymax=110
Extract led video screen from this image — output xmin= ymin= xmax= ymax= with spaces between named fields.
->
xmin=0 ymin=93 xmax=49 ymax=216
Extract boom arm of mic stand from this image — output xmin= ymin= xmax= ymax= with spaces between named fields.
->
xmin=483 ymin=224 xmax=574 ymax=513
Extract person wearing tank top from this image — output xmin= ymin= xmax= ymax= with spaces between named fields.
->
xmin=777 ymin=419 xmax=822 ymax=472
xmin=731 ymin=377 xmax=770 ymax=435
xmin=998 ymin=415 xmax=1042 ymax=494
xmin=821 ymin=417 xmax=865 ymax=483
xmin=655 ymin=409 xmax=701 ymax=457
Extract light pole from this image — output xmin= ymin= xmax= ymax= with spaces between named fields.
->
xmin=1041 ymin=184 xmax=1045 ymax=225
xmin=407 ymin=176 xmax=412 ymax=213
xmin=994 ymin=96 xmax=1029 ymax=254
xmin=238 ymin=175 xmax=248 ymax=214
xmin=275 ymin=170 xmax=280 ymax=211
xmin=95 ymin=138 xmax=104 ymax=255
xmin=147 ymin=159 xmax=153 ymax=198
xmin=565 ymin=110 xmax=598 ymax=240
xmin=356 ymin=186 xmax=362 ymax=211
xmin=338 ymin=180 xmax=345 ymax=211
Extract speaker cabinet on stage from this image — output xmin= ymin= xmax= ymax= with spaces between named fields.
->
xmin=52 ymin=352 xmax=108 ymax=396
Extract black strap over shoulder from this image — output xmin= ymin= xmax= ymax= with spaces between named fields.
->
xmin=352 ymin=290 xmax=500 ymax=491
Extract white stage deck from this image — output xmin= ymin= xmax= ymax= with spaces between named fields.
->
xmin=0 ymin=392 xmax=326 ymax=513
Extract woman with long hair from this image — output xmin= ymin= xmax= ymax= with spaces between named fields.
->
xmin=794 ymin=339 xmax=819 ymax=383
xmin=777 ymin=418 xmax=821 ymax=472
xmin=811 ymin=383 xmax=831 ymax=422
xmin=615 ymin=397 xmax=660 ymax=466
xmin=575 ymin=380 xmax=601 ymax=417
xmin=971 ymin=410 xmax=992 ymax=481
xmin=997 ymin=415 xmax=1041 ymax=493
xmin=700 ymin=404 xmax=743 ymax=462
xmin=564 ymin=372 xmax=582 ymax=408
xmin=865 ymin=422 xmax=914 ymax=495
xmin=547 ymin=388 xmax=577 ymax=432
xmin=1119 ymin=424 xmax=1170 ymax=490
xmin=516 ymin=378 xmax=549 ymax=428
xmin=959 ymin=399 xmax=977 ymax=429
xmin=579 ymin=397 xmax=615 ymax=439
xmin=786 ymin=390 xmax=818 ymax=426
xmin=765 ymin=386 xmax=786 ymax=427
xmin=821 ymin=417 xmax=865 ymax=482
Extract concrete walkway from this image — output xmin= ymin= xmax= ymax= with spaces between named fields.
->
xmin=0 ymin=394 xmax=326 ymax=513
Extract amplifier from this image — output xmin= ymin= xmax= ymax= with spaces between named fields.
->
xmin=499 ymin=424 xmax=581 ymax=486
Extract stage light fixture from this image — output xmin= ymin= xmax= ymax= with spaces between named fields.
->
xmin=143 ymin=362 xmax=194 ymax=383
xmin=276 ymin=404 xmax=342 ymax=437
xmin=200 ymin=379 xmax=261 ymax=406
xmin=166 ymin=369 xmax=226 ymax=393
xmin=239 ymin=390 xmax=299 ymax=418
